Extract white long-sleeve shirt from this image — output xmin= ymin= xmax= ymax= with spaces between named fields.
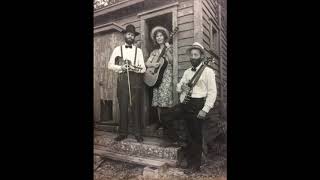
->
xmin=108 ymin=44 xmax=146 ymax=73
xmin=177 ymin=63 xmax=217 ymax=113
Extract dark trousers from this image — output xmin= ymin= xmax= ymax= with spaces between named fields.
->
xmin=162 ymin=98 xmax=205 ymax=169
xmin=117 ymin=72 xmax=143 ymax=136
xmin=184 ymin=98 xmax=205 ymax=169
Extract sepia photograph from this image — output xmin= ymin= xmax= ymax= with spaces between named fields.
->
xmin=94 ymin=0 xmax=227 ymax=179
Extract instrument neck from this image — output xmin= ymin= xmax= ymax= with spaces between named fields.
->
xmin=188 ymin=63 xmax=206 ymax=87
xmin=159 ymin=44 xmax=165 ymax=49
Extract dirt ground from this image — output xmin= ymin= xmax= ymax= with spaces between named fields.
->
xmin=94 ymin=154 xmax=226 ymax=180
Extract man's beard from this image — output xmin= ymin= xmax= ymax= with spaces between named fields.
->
xmin=190 ymin=58 xmax=202 ymax=67
xmin=125 ymin=38 xmax=134 ymax=45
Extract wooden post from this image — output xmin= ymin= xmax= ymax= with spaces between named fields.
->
xmin=140 ymin=18 xmax=150 ymax=128
xmin=172 ymin=6 xmax=179 ymax=105
xmin=193 ymin=0 xmax=203 ymax=44
xmin=218 ymin=4 xmax=225 ymax=119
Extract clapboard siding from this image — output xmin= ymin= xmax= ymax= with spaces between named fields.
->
xmin=221 ymin=41 xmax=226 ymax=50
xmin=203 ymin=37 xmax=210 ymax=50
xmin=198 ymin=0 xmax=225 ymax=121
xmin=202 ymin=8 xmax=210 ymax=24
xmin=177 ymin=0 xmax=194 ymax=82
xmin=178 ymin=0 xmax=193 ymax=9
xmin=203 ymin=17 xmax=211 ymax=30
xmin=178 ymin=14 xmax=194 ymax=24
xmin=178 ymin=29 xmax=194 ymax=39
xmin=178 ymin=54 xmax=190 ymax=62
xmin=221 ymin=45 xmax=227 ymax=55
xmin=178 ymin=54 xmax=189 ymax=62
xmin=221 ymin=38 xmax=226 ymax=46
xmin=178 ymin=6 xmax=193 ymax=17
xmin=222 ymin=61 xmax=227 ymax=67
xmin=178 ymin=22 xmax=194 ymax=31
xmin=220 ymin=31 xmax=227 ymax=41
xmin=203 ymin=27 xmax=211 ymax=41
xmin=218 ymin=0 xmax=227 ymax=122
xmin=202 ymin=2 xmax=216 ymax=21
xmin=178 ymin=61 xmax=192 ymax=70
xmin=203 ymin=0 xmax=219 ymax=22
xmin=121 ymin=19 xmax=140 ymax=27
xmin=203 ymin=20 xmax=211 ymax=34
xmin=178 ymin=37 xmax=194 ymax=47
xmin=178 ymin=45 xmax=192 ymax=55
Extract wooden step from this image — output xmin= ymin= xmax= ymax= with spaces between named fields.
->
xmin=94 ymin=146 xmax=177 ymax=167
xmin=94 ymin=131 xmax=182 ymax=167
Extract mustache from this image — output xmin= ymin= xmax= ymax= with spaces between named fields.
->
xmin=190 ymin=58 xmax=201 ymax=61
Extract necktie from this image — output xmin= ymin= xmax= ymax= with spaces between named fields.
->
xmin=125 ymin=45 xmax=132 ymax=48
xmin=191 ymin=67 xmax=197 ymax=71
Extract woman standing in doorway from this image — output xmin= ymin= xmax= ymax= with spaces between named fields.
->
xmin=145 ymin=26 xmax=174 ymax=129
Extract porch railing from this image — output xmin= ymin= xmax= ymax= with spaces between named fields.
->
xmin=94 ymin=0 xmax=127 ymax=11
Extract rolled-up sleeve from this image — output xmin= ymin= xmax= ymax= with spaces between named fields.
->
xmin=108 ymin=46 xmax=122 ymax=73
xmin=176 ymin=70 xmax=188 ymax=93
xmin=136 ymin=48 xmax=146 ymax=73
xmin=202 ymin=69 xmax=217 ymax=113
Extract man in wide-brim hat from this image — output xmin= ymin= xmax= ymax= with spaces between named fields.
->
xmin=161 ymin=42 xmax=217 ymax=174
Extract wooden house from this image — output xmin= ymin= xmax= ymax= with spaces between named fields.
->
xmin=94 ymin=0 xmax=227 ymax=137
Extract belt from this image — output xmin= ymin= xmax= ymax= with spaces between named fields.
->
xmin=190 ymin=97 xmax=205 ymax=101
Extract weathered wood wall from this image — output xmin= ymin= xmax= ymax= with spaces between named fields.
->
xmin=218 ymin=0 xmax=227 ymax=119
xmin=94 ymin=31 xmax=124 ymax=122
xmin=177 ymin=0 xmax=195 ymax=79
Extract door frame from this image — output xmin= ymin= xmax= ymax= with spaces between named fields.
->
xmin=138 ymin=2 xmax=179 ymax=127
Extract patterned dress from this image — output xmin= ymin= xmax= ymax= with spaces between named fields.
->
xmin=147 ymin=47 xmax=174 ymax=108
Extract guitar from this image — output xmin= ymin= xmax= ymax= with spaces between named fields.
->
xmin=180 ymin=56 xmax=215 ymax=104
xmin=143 ymin=27 xmax=179 ymax=87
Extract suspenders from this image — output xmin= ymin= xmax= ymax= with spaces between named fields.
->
xmin=120 ymin=45 xmax=137 ymax=66
xmin=134 ymin=46 xmax=137 ymax=66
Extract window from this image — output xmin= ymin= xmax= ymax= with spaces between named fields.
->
xmin=210 ymin=23 xmax=219 ymax=54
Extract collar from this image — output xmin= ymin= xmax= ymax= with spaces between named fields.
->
xmin=191 ymin=62 xmax=203 ymax=71
xmin=124 ymin=43 xmax=134 ymax=46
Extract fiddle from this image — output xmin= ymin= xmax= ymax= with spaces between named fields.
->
xmin=115 ymin=56 xmax=143 ymax=72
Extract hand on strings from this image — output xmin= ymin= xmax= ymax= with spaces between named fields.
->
xmin=181 ymin=84 xmax=190 ymax=92
xmin=165 ymin=42 xmax=171 ymax=48
xmin=153 ymin=63 xmax=160 ymax=68
xmin=121 ymin=64 xmax=129 ymax=71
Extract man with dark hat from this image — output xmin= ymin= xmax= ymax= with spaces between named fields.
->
xmin=108 ymin=24 xmax=146 ymax=142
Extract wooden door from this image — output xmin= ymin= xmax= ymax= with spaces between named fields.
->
xmin=94 ymin=31 xmax=124 ymax=124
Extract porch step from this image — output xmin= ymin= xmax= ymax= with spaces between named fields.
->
xmin=94 ymin=124 xmax=164 ymax=137
xmin=94 ymin=131 xmax=182 ymax=167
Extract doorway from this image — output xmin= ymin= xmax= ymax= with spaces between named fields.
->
xmin=142 ymin=12 xmax=174 ymax=134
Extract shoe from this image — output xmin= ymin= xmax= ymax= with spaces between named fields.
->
xmin=114 ymin=135 xmax=127 ymax=141
xmin=183 ymin=167 xmax=200 ymax=175
xmin=135 ymin=136 xmax=143 ymax=142
xmin=160 ymin=140 xmax=175 ymax=147
xmin=178 ymin=158 xmax=188 ymax=169
xmin=154 ymin=123 xmax=163 ymax=130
